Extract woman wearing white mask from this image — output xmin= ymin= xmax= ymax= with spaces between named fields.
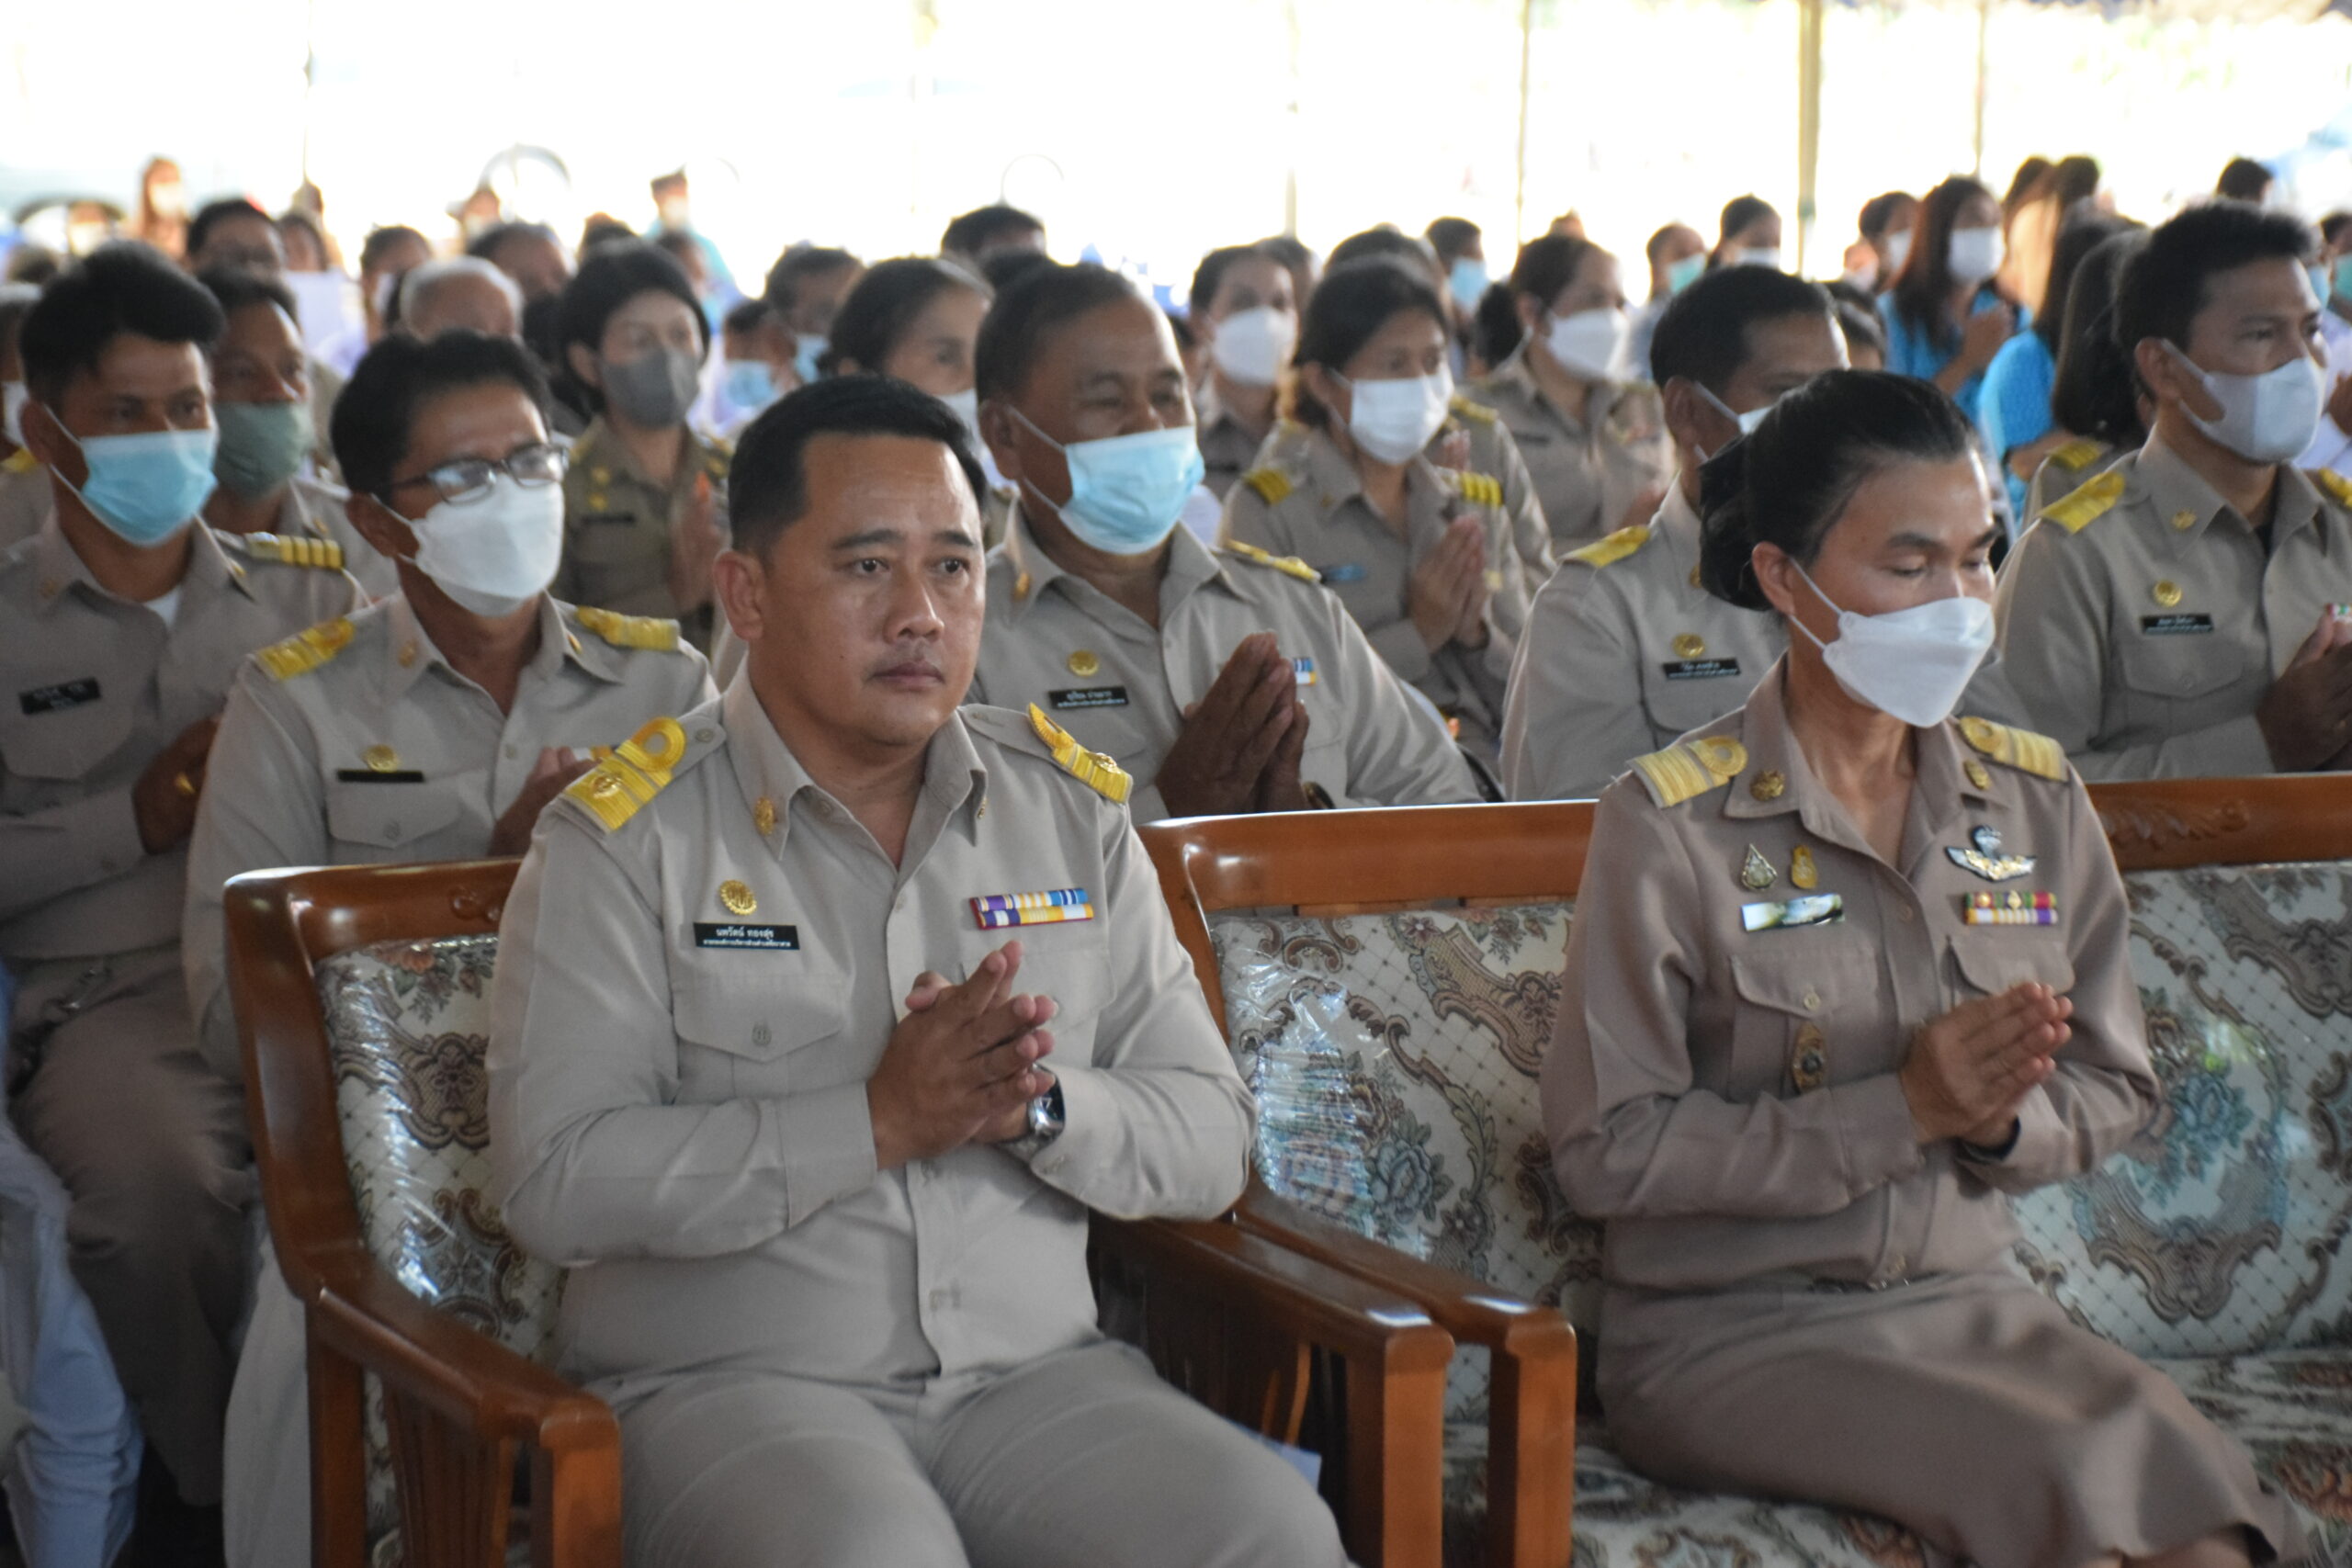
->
xmin=1880 ymin=175 xmax=2024 ymax=423
xmin=191 ymin=329 xmax=716 ymax=1568
xmin=1187 ymin=242 xmax=1297 ymax=499
xmin=1222 ymin=255 xmax=1539 ymax=758
xmin=1545 ymin=369 xmax=2296 ymax=1568
xmin=1464 ymin=233 xmax=1671 ymax=555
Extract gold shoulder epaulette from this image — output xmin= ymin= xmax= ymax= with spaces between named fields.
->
xmin=2042 ymin=471 xmax=2126 ymax=535
xmin=2050 ymin=437 xmax=2106 ymax=472
xmin=1628 ymin=735 xmax=1747 ymax=808
xmin=1566 ymin=524 xmax=1652 ymax=570
xmin=2311 ymin=468 xmax=2352 ymax=512
xmin=1447 ymin=393 xmax=1497 ymax=425
xmin=1 ymin=447 xmax=34 ymax=475
xmin=1219 ymin=540 xmax=1321 ymax=583
xmin=1026 ymin=704 xmax=1131 ymax=806
xmin=256 ymin=617 xmax=355 ymax=681
xmin=1452 ymin=470 xmax=1503 ymax=508
xmin=1958 ymin=716 xmax=2068 ymax=782
xmin=575 ymin=605 xmax=683 ymax=651
xmin=229 ymin=531 xmax=345 ymax=570
xmin=1241 ymin=467 xmax=1293 ymax=506
xmin=562 ymin=716 xmax=689 ymax=832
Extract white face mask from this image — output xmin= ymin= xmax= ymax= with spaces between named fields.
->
xmin=0 ymin=381 xmax=24 ymax=448
xmin=1696 ymin=381 xmax=1775 ymax=439
xmin=2165 ymin=342 xmax=2327 ymax=465
xmin=1734 ymin=247 xmax=1783 ymax=272
xmin=1790 ymin=562 xmax=1994 ymax=728
xmin=1210 ymin=306 xmax=1296 ymax=389
xmin=1544 ymin=307 xmax=1629 ymax=381
xmin=1341 ymin=368 xmax=1453 ymax=464
xmin=405 ymin=473 xmax=565 ymax=617
xmin=940 ymin=387 xmax=983 ymax=449
xmin=1883 ymin=229 xmax=1914 ymax=276
xmin=1948 ymin=225 xmax=2005 ymax=286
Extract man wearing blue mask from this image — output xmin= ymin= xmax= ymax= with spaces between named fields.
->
xmin=968 ymin=262 xmax=1479 ymax=820
xmin=1997 ymin=200 xmax=2352 ymax=779
xmin=0 ymin=242 xmax=358 ymax=1541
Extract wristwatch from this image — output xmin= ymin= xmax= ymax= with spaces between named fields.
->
xmin=1007 ymin=1078 xmax=1066 ymax=1158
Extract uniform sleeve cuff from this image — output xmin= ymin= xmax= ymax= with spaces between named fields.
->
xmin=775 ymin=1082 xmax=879 ymax=1227
xmin=1832 ymin=1073 xmax=1928 ymax=1196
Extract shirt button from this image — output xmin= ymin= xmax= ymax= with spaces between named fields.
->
xmin=1802 ymin=988 xmax=1821 ymax=1011
xmin=1890 ymin=1255 xmax=1909 ymax=1278
xmin=503 ymin=744 xmax=517 ymax=759
xmin=928 ymin=1289 xmax=950 ymax=1310
xmin=1894 ymin=904 xmax=1915 ymax=924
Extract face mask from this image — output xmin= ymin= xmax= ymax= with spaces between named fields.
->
xmin=1447 ymin=257 xmax=1489 ymax=312
xmin=602 ymin=347 xmax=700 ymax=427
xmin=1734 ymin=247 xmax=1782 ymax=272
xmin=1790 ymin=562 xmax=1994 ymax=728
xmin=1 ymin=381 xmax=25 ymax=448
xmin=793 ymin=333 xmax=829 ymax=386
xmin=1544 ymin=307 xmax=1629 ymax=381
xmin=940 ymin=387 xmax=983 ymax=450
xmin=2335 ymin=265 xmax=2352 ymax=310
xmin=404 ymin=472 xmax=565 ymax=616
xmin=213 ymin=400 xmax=313 ymax=499
xmin=2309 ymin=265 xmax=2332 ymax=307
xmin=1883 ymin=229 xmax=1914 ymax=276
xmin=1666 ymin=254 xmax=1706 ymax=296
xmin=1342 ymin=369 xmax=1453 ymax=464
xmin=1948 ymin=226 xmax=2005 ymax=287
xmin=1211 ymin=306 xmax=1296 ymax=388
xmin=1012 ymin=408 xmax=1204 ymax=556
xmin=723 ymin=359 xmax=777 ymax=414
xmin=50 ymin=419 xmax=217 ymax=546
xmin=1695 ymin=382 xmax=1774 ymax=439
xmin=2165 ymin=342 xmax=2326 ymax=465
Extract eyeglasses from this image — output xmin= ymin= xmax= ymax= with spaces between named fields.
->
xmin=387 ymin=442 xmax=569 ymax=505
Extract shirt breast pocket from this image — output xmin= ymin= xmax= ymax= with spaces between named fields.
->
xmin=323 ymin=778 xmax=465 ymax=853
xmin=670 ymin=969 xmax=851 ymax=1100
xmin=2114 ymin=619 xmax=2249 ymax=718
xmin=966 ymin=931 xmax=1112 ymax=1068
xmin=1724 ymin=944 xmax=1882 ymax=1100
xmin=1640 ymin=659 xmax=1746 ymax=739
xmin=0 ymin=693 xmax=134 ymax=784
xmin=1948 ymin=936 xmax=2075 ymax=1000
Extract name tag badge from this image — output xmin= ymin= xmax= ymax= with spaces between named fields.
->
xmin=1661 ymin=658 xmax=1742 ymax=682
xmin=1320 ymin=563 xmax=1369 ymax=584
xmin=334 ymin=769 xmax=427 ymax=784
xmin=18 ymin=678 xmax=101 ymax=715
xmin=1742 ymin=892 xmax=1845 ymax=932
xmin=2141 ymin=614 xmax=2214 ymax=636
xmin=1048 ymin=685 xmax=1130 ymax=711
xmin=693 ymin=922 xmax=800 ymax=951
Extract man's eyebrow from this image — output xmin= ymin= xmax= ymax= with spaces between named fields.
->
xmin=831 ymin=528 xmax=906 ymax=550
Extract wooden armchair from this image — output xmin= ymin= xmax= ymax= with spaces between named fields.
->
xmin=225 ymin=857 xmax=1455 ymax=1568
xmin=1142 ymin=804 xmax=1594 ymax=1568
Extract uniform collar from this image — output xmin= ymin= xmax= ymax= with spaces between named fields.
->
xmin=1299 ymin=423 xmax=1452 ymax=523
xmin=26 ymin=514 xmax=248 ymax=615
xmin=1652 ymin=479 xmax=1702 ymax=581
xmin=2133 ymin=432 xmax=2326 ymax=552
xmin=1486 ymin=350 xmax=1615 ymax=434
xmin=574 ymin=416 xmax=722 ymax=501
xmin=720 ymin=674 xmax=989 ymax=855
xmin=1001 ymin=499 xmax=1235 ymax=626
xmin=381 ymin=592 xmax=588 ymax=703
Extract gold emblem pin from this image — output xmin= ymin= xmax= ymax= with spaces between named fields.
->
xmin=1750 ymin=770 xmax=1786 ymax=802
xmin=397 ymin=641 xmax=419 ymax=668
xmin=362 ymin=744 xmax=400 ymax=773
xmin=1068 ymin=649 xmax=1101 ymax=677
xmin=2171 ymin=510 xmax=2198 ymax=532
xmin=1672 ymin=633 xmax=1706 ymax=660
xmin=718 ymin=879 xmax=758 ymax=916
xmin=1791 ymin=1022 xmax=1828 ymax=1093
xmin=1964 ymin=758 xmax=1994 ymax=790
xmin=589 ymin=773 xmax=624 ymax=798
xmin=1790 ymin=845 xmax=1817 ymax=890
xmin=752 ymin=796 xmax=777 ymax=837
xmin=2152 ymin=580 xmax=2183 ymax=608
xmin=1740 ymin=844 xmax=1778 ymax=891
xmin=1688 ymin=564 xmax=1702 ymax=589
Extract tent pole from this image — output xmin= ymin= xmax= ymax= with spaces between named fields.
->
xmin=1797 ymin=0 xmax=1824 ymax=276
xmin=1516 ymin=0 xmax=1536 ymax=246
xmin=1973 ymin=0 xmax=1993 ymax=179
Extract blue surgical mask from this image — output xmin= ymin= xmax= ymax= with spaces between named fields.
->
xmin=51 ymin=416 xmax=218 ymax=545
xmin=2310 ymin=265 xmax=2332 ymax=306
xmin=793 ymin=333 xmax=829 ymax=386
xmin=1012 ymin=408 xmax=1204 ymax=556
xmin=1447 ymin=257 xmax=1489 ymax=312
xmin=1666 ymin=254 xmax=1706 ymax=295
xmin=723 ymin=359 xmax=777 ymax=414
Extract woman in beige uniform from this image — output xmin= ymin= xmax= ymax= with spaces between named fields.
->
xmin=1542 ymin=370 xmax=2298 ymax=1568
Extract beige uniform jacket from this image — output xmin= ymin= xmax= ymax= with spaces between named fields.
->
xmin=1542 ymin=666 xmax=2158 ymax=1292
xmin=0 ymin=519 xmax=357 ymax=964
xmin=181 ymin=594 xmax=714 ymax=1079
xmin=1466 ymin=355 xmax=1670 ymax=554
xmin=970 ymin=506 xmax=1480 ymax=822
xmin=488 ymin=681 xmax=1252 ymax=1392
xmin=555 ymin=416 xmax=731 ymax=622
xmin=1194 ymin=379 xmax=1272 ymax=502
xmin=1219 ymin=426 xmax=1530 ymax=750
xmin=269 ymin=474 xmax=398 ymax=602
xmin=0 ymin=450 xmax=46 ymax=551
xmin=1995 ymin=435 xmax=2352 ymax=778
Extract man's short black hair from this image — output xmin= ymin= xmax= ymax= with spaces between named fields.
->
xmin=2115 ymin=199 xmax=2315 ymax=360
xmin=1649 ymin=265 xmax=1835 ymax=395
xmin=197 ymin=266 xmax=299 ymax=326
xmin=1424 ymin=217 xmax=1480 ymax=265
xmin=465 ymin=220 xmax=559 ymax=268
xmin=729 ymin=376 xmax=984 ymax=558
xmin=940 ymin=205 xmax=1044 ymax=259
xmin=186 ymin=198 xmax=272 ymax=259
xmin=722 ymin=299 xmax=773 ymax=337
xmin=2217 ymin=157 xmax=2274 ymax=204
xmin=330 ymin=330 xmax=550 ymax=500
xmin=973 ymin=262 xmax=1143 ymax=403
xmin=19 ymin=242 xmax=226 ymax=404
xmin=763 ymin=245 xmax=863 ymax=314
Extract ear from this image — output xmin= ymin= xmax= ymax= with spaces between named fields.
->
xmin=1660 ymin=378 xmax=1715 ymax=464
xmin=1749 ymin=540 xmax=1805 ymax=625
xmin=978 ymin=399 xmax=1025 ymax=486
xmin=17 ymin=396 xmax=73 ymax=478
xmin=1300 ymin=363 xmax=1350 ymax=425
xmin=712 ymin=547 xmax=765 ymax=646
xmin=345 ymin=491 xmax=416 ymax=562
xmin=566 ymin=342 xmax=603 ymax=391
xmin=2134 ymin=337 xmax=2221 ymax=423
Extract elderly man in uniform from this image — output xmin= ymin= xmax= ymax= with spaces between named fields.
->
xmin=1997 ymin=200 xmax=2352 ymax=779
xmin=965 ymin=262 xmax=1481 ymax=820
xmin=1 ymin=243 xmax=357 ymax=1537
xmin=489 ymin=376 xmax=1345 ymax=1567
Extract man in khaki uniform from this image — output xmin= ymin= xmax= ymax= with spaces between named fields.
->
xmin=1998 ymin=201 xmax=2352 ymax=779
xmin=1468 ymin=341 xmax=1670 ymax=554
xmin=969 ymin=264 xmax=1479 ymax=819
xmin=491 ymin=376 xmax=1345 ymax=1567
xmin=1 ymin=245 xmax=358 ymax=1519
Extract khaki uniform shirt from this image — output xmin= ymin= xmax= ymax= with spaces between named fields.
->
xmin=1194 ymin=378 xmax=1274 ymax=502
xmin=1466 ymin=355 xmax=1670 ymax=554
xmin=555 ymin=417 xmax=732 ymax=624
xmin=1541 ymin=667 xmax=2157 ymax=1292
xmin=0 ymin=519 xmax=358 ymax=964
xmin=181 ymin=594 xmax=715 ymax=1078
xmin=1994 ymin=436 xmax=2352 ymax=779
xmin=1219 ymin=426 xmax=1531 ymax=750
xmin=971 ymin=506 xmax=1480 ymax=822
xmin=0 ymin=450 xmax=47 ymax=552
xmin=488 ymin=681 xmax=1252 ymax=1391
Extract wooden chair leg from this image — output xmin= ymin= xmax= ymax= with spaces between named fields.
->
xmin=1340 ymin=1328 xmax=1447 ymax=1568
xmin=307 ymin=1336 xmax=371 ymax=1568
xmin=532 ymin=1439 xmax=625 ymax=1568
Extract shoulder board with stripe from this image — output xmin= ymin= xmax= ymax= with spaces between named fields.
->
xmin=1565 ymin=524 xmax=1652 ymax=570
xmin=1957 ymin=716 xmax=2068 ymax=782
xmin=1451 ymin=470 xmax=1503 ymax=509
xmin=226 ymin=531 xmax=345 ymax=570
xmin=1026 ymin=705 xmax=1131 ymax=806
xmin=1447 ymin=393 xmax=1497 ymax=425
xmin=2041 ymin=470 xmax=2126 ymax=535
xmin=1219 ymin=540 xmax=1321 ymax=584
xmin=256 ymin=617 xmax=356 ymax=682
xmin=1 ymin=447 xmax=35 ymax=475
xmin=1628 ymin=735 xmax=1749 ymax=808
xmin=561 ymin=716 xmax=689 ymax=832
xmin=2311 ymin=468 xmax=2352 ymax=512
xmin=1241 ymin=467 xmax=1294 ymax=505
xmin=574 ymin=605 xmax=683 ymax=651
xmin=2049 ymin=437 xmax=2108 ymax=472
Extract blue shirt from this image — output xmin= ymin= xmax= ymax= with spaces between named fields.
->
xmin=1878 ymin=287 xmax=2022 ymax=423
xmin=1976 ymin=331 xmax=2057 ymax=519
